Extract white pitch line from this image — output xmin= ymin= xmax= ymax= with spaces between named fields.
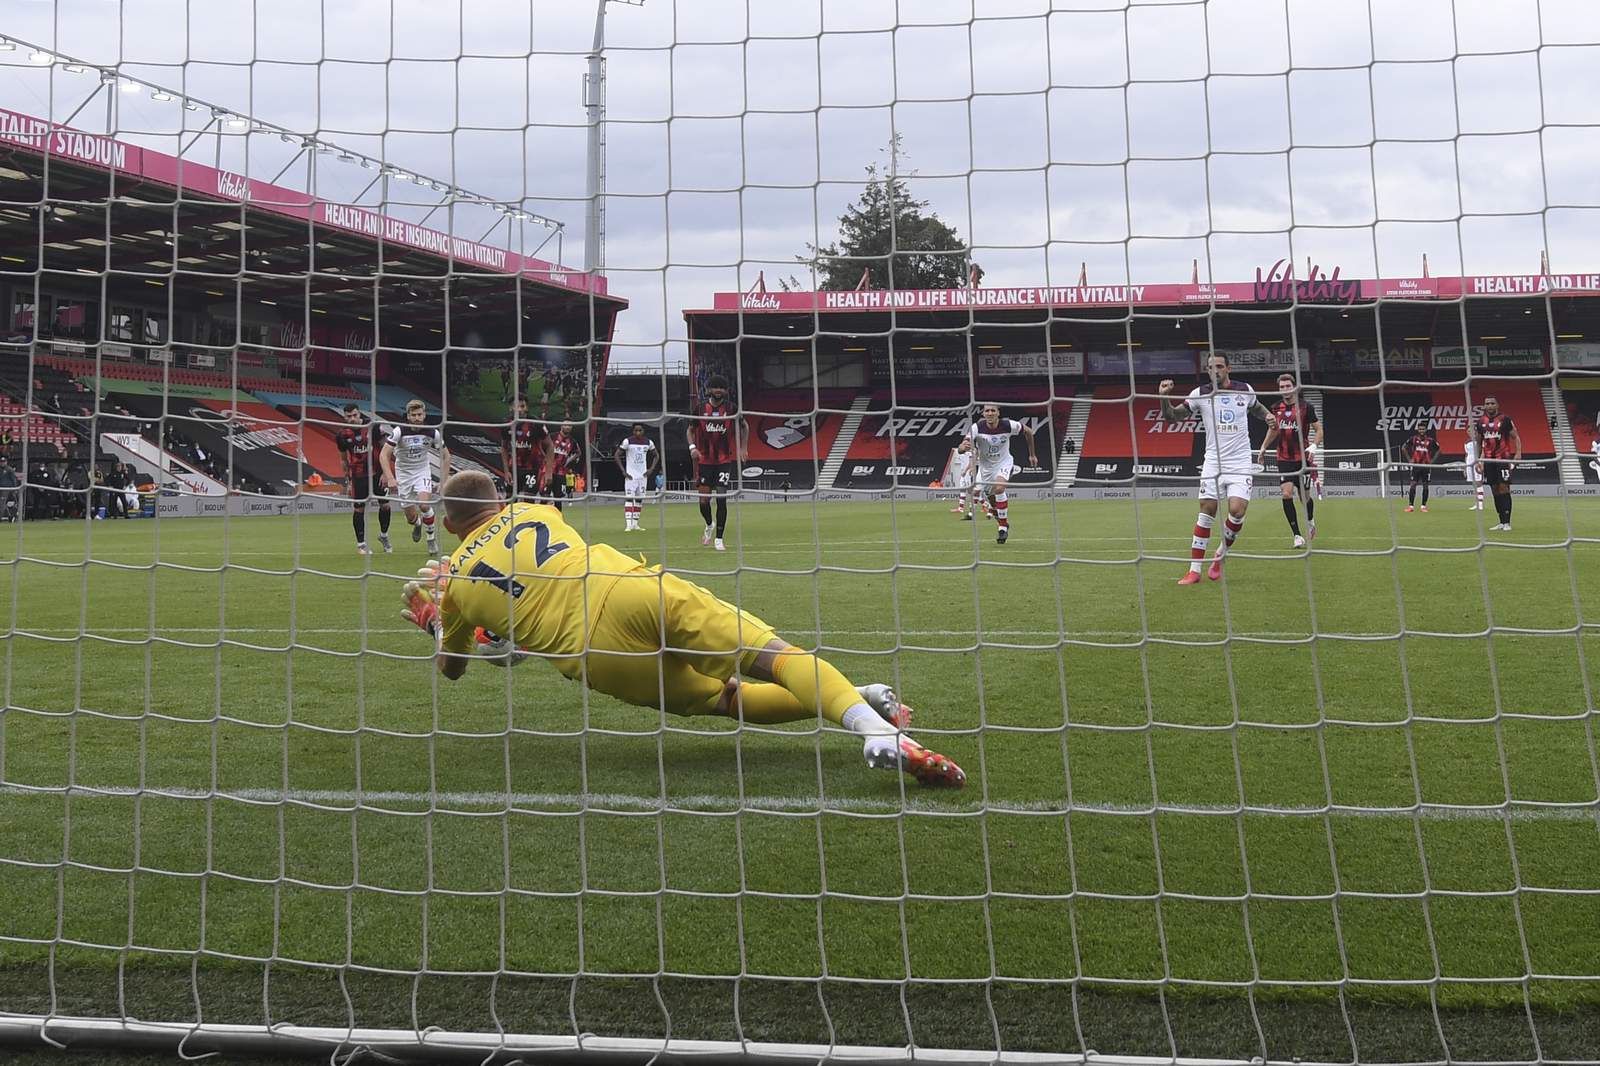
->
xmin=0 ymin=784 xmax=1595 ymax=821
xmin=0 ymin=533 xmax=1571 ymax=558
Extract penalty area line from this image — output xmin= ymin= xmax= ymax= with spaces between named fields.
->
xmin=9 ymin=625 xmax=1411 ymax=640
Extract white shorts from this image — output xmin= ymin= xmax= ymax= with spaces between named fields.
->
xmin=1199 ymin=468 xmax=1253 ymax=501
xmin=395 ymin=469 xmax=435 ymax=504
xmin=625 ymin=475 xmax=648 ymax=498
xmin=977 ymin=457 xmax=1016 ymax=490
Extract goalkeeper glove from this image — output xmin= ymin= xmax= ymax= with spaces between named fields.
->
xmin=401 ymin=581 xmax=440 ymax=637
xmin=400 ymin=559 xmax=450 ymax=637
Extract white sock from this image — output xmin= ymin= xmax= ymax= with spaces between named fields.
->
xmin=841 ymin=704 xmax=897 ymax=737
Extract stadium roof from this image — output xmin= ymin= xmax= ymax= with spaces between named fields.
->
xmin=0 ymin=106 xmax=623 ymax=331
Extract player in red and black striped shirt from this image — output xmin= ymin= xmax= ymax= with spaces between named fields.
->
xmin=687 ymin=375 xmax=745 ymax=551
xmin=1400 ymin=428 xmax=1439 ymax=512
xmin=500 ymin=398 xmax=551 ymax=503
xmin=338 ymin=403 xmax=392 ymax=555
xmin=1473 ymin=396 xmax=1523 ymax=531
xmin=1256 ymin=373 xmax=1322 ymax=548
xmin=548 ymin=423 xmax=579 ymax=512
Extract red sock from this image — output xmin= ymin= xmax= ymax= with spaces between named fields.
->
xmin=994 ymin=492 xmax=1008 ymax=527
xmin=1216 ymin=515 xmax=1244 ymax=558
xmin=422 ymin=509 xmax=435 ymax=529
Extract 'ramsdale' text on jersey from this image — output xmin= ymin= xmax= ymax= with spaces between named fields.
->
xmin=1477 ymin=414 xmax=1516 ymax=459
xmin=622 ymin=440 xmax=656 ymax=477
xmin=694 ymin=401 xmax=737 ymax=465
xmin=440 ymin=502 xmax=642 ymax=662
xmin=388 ymin=424 xmax=445 ymax=476
xmin=1272 ymin=400 xmax=1318 ymax=462
xmin=1185 ymin=384 xmax=1256 ymax=473
xmin=965 ymin=419 xmax=1022 ymax=469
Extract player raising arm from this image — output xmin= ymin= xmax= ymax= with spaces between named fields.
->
xmin=1473 ymin=395 xmax=1522 ymax=531
xmin=1161 ymin=352 xmax=1275 ymax=584
xmin=616 ymin=422 xmax=660 ymax=532
xmin=338 ymin=403 xmax=392 ymax=555
xmin=380 ymin=398 xmax=451 ymax=556
xmin=964 ymin=404 xmax=1038 ymax=545
xmin=400 ymin=471 xmax=965 ymax=788
xmin=1256 ymin=373 xmax=1322 ymax=548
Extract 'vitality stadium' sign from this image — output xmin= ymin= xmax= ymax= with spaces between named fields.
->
xmin=0 ymin=111 xmax=126 ymax=168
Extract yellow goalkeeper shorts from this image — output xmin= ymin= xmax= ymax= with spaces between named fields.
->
xmin=562 ymin=567 xmax=781 ymax=716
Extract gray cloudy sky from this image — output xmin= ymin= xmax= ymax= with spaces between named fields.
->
xmin=2 ymin=0 xmax=1599 ymax=367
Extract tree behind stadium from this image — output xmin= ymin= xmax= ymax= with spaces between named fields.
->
xmin=799 ymin=136 xmax=969 ymax=291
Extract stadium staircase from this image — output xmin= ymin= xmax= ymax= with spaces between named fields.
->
xmin=1543 ymin=383 xmax=1584 ymax=486
xmin=1053 ymin=397 xmax=1092 ymax=487
xmin=98 ymin=430 xmax=227 ymax=495
xmin=817 ymin=395 xmax=871 ymax=489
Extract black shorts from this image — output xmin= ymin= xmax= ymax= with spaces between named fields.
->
xmin=698 ymin=463 xmax=734 ymax=492
xmin=514 ymin=471 xmax=542 ymax=501
xmin=1483 ymin=462 xmax=1512 ymax=489
xmin=1409 ymin=467 xmax=1431 ymax=484
xmin=349 ymin=474 xmax=383 ymax=503
xmin=548 ymin=474 xmax=568 ymax=499
xmin=1277 ymin=459 xmax=1307 ymax=485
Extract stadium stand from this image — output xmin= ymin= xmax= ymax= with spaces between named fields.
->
xmin=685 ymin=283 xmax=1591 ymax=494
xmin=39 ymin=354 xmax=362 ymax=400
xmin=1564 ymin=380 xmax=1600 ymax=482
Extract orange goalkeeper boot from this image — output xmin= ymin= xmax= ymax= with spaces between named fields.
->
xmin=866 ymin=736 xmax=966 ymax=788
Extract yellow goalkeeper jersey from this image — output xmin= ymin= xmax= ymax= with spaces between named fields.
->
xmin=438 ymin=502 xmax=643 ymax=661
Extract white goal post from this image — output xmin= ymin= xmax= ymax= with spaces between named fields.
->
xmin=4 ymin=2 xmax=1600 ymax=1065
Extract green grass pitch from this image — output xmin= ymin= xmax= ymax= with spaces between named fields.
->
xmin=2 ymin=494 xmax=1599 ymax=1058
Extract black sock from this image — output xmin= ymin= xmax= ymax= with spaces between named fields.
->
xmin=1305 ymin=495 xmax=1315 ymax=523
xmin=1422 ymin=484 xmax=1430 ymax=505
xmin=715 ymin=496 xmax=728 ymax=537
xmin=353 ymin=509 xmax=365 ymax=542
xmin=1501 ymin=492 xmax=1512 ymax=523
xmin=1408 ymin=484 xmax=1417 ymax=505
xmin=378 ymin=504 xmax=391 ymax=533
xmin=699 ymin=497 xmax=713 ymax=526
xmin=1281 ymin=497 xmax=1300 ymax=535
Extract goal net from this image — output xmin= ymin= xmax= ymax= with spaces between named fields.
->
xmin=2 ymin=2 xmax=1600 ymax=1064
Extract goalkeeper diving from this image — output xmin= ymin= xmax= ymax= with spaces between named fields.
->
xmin=400 ymin=471 xmax=965 ymax=787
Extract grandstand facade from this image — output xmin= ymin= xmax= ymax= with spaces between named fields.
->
xmin=685 ymin=271 xmax=1600 ymax=498
xmin=0 ymin=107 xmax=624 ymax=514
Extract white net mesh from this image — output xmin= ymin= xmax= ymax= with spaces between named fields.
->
xmin=2 ymin=2 xmax=1600 ymax=1063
